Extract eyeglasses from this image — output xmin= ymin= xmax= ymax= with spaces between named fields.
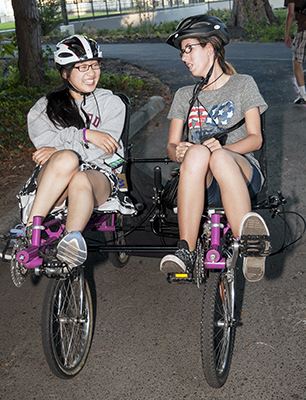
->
xmin=180 ymin=44 xmax=201 ymax=58
xmin=74 ymin=62 xmax=102 ymax=72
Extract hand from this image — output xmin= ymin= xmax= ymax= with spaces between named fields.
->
xmin=202 ymin=138 xmax=222 ymax=153
xmin=32 ymin=147 xmax=57 ymax=165
xmin=285 ymin=35 xmax=292 ymax=48
xmin=85 ymin=130 xmax=120 ymax=154
xmin=175 ymin=142 xmax=193 ymax=162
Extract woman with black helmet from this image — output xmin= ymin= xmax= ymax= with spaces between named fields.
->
xmin=160 ymin=15 xmax=271 ymax=282
xmin=15 ymin=35 xmax=135 ymax=268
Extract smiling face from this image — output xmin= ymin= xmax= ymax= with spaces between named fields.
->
xmin=180 ymin=38 xmax=214 ymax=78
xmin=62 ymin=60 xmax=101 ymax=99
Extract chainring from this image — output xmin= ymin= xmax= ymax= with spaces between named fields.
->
xmin=11 ymin=237 xmax=29 ymax=288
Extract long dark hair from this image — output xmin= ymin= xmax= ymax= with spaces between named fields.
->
xmin=46 ymin=64 xmax=85 ymax=129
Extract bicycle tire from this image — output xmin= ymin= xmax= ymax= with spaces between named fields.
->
xmin=41 ymin=267 xmax=94 ymax=379
xmin=104 ymin=214 xmax=129 ymax=268
xmin=201 ymin=270 xmax=235 ymax=388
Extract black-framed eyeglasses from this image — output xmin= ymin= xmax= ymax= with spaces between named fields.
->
xmin=74 ymin=62 xmax=102 ymax=72
xmin=180 ymin=43 xmax=201 ymax=58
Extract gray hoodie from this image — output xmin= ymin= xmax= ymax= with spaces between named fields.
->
xmin=27 ymin=88 xmax=125 ymax=169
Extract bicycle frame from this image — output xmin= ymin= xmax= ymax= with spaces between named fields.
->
xmin=14 ymin=157 xmax=283 ymax=279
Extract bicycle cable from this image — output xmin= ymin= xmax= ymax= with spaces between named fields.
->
xmin=270 ymin=206 xmax=306 ymax=256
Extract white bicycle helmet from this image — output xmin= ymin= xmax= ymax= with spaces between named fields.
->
xmin=54 ymin=35 xmax=102 ymax=66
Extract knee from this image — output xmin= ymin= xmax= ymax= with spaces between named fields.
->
xmin=51 ymin=150 xmax=79 ymax=173
xmin=210 ymin=149 xmax=239 ymax=177
xmin=210 ymin=149 xmax=231 ymax=169
xmin=70 ymin=171 xmax=92 ymax=192
xmin=181 ymin=145 xmax=210 ymax=175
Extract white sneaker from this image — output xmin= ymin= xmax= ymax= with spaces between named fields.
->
xmin=57 ymin=231 xmax=87 ymax=268
xmin=239 ymin=212 xmax=271 ymax=282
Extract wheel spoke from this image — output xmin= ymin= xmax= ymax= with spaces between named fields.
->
xmin=201 ymin=270 xmax=236 ymax=388
xmin=42 ymin=267 xmax=94 ymax=378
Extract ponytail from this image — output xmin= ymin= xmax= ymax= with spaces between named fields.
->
xmin=199 ymin=37 xmax=236 ymax=76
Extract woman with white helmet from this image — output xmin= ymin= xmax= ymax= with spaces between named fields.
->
xmin=160 ymin=15 xmax=271 ymax=282
xmin=17 ymin=35 xmax=135 ymax=268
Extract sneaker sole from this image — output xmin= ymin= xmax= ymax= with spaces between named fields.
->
xmin=240 ymin=213 xmax=270 ymax=282
xmin=57 ymin=231 xmax=87 ymax=268
xmin=160 ymin=254 xmax=186 ymax=274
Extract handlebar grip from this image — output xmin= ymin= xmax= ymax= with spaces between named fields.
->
xmin=154 ymin=166 xmax=163 ymax=190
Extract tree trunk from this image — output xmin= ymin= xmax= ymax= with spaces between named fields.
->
xmin=61 ymin=0 xmax=69 ymax=25
xmin=11 ymin=0 xmax=45 ymax=86
xmin=228 ymin=0 xmax=280 ymax=27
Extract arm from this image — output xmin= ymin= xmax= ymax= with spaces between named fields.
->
xmin=28 ymin=94 xmax=125 ymax=165
xmin=167 ymin=118 xmax=193 ymax=162
xmin=28 ymin=98 xmax=84 ymax=151
xmin=285 ymin=2 xmax=295 ymax=47
xmin=203 ymin=107 xmax=263 ymax=154
xmin=83 ymin=94 xmax=125 ymax=154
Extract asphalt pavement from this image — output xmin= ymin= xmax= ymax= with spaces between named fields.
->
xmin=1 ymin=42 xmax=306 ymax=400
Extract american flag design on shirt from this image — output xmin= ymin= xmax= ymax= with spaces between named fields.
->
xmin=188 ymin=100 xmax=235 ymax=143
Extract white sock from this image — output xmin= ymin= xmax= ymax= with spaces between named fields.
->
xmin=299 ymin=85 xmax=306 ymax=98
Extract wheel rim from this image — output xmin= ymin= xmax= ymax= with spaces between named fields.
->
xmin=213 ymin=276 xmax=233 ymax=376
xmin=51 ymin=275 xmax=91 ymax=372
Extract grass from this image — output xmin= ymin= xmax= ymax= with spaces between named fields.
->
xmin=0 ymin=21 xmax=15 ymax=31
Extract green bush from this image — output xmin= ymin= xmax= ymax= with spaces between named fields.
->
xmin=0 ymin=33 xmax=17 ymax=57
xmin=156 ymin=20 xmax=179 ymax=35
xmin=206 ymin=8 xmax=231 ymax=24
xmin=243 ymin=8 xmax=294 ymax=42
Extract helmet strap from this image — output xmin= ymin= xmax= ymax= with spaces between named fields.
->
xmin=202 ymin=43 xmax=224 ymax=86
xmin=67 ymin=80 xmax=92 ymax=97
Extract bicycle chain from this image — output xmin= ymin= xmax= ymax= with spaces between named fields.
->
xmin=195 ymin=238 xmax=206 ymax=288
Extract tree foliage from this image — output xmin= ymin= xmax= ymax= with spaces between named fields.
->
xmin=36 ymin=0 xmax=63 ymax=36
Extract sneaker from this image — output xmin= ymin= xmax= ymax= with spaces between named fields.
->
xmin=293 ymin=95 xmax=306 ymax=104
xmin=239 ymin=212 xmax=271 ymax=282
xmin=57 ymin=231 xmax=87 ymax=268
xmin=160 ymin=240 xmax=196 ymax=274
xmin=0 ymin=224 xmax=25 ymax=261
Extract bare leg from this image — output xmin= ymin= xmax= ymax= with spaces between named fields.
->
xmin=27 ymin=150 xmax=80 ymax=226
xmin=56 ymin=169 xmax=111 ymax=269
xmin=210 ymin=149 xmax=252 ymax=237
xmin=65 ymin=169 xmax=111 ymax=232
xmin=178 ymin=145 xmax=212 ymax=251
xmin=293 ymin=60 xmax=305 ymax=87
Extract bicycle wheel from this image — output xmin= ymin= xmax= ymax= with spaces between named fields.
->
xmin=104 ymin=214 xmax=129 ymax=268
xmin=41 ymin=266 xmax=94 ymax=379
xmin=201 ymin=270 xmax=235 ymax=388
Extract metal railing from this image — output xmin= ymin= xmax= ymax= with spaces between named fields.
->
xmin=63 ymin=0 xmax=232 ymax=21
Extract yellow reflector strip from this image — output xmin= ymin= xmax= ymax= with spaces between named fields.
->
xmin=175 ymin=273 xmax=189 ymax=278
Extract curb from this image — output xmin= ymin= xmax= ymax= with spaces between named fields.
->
xmin=0 ymin=96 xmax=165 ymax=235
xmin=129 ymin=96 xmax=165 ymax=138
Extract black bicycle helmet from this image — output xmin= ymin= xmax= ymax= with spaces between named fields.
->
xmin=54 ymin=35 xmax=102 ymax=66
xmin=166 ymin=15 xmax=230 ymax=49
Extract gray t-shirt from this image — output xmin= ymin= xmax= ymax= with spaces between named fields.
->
xmin=168 ymin=74 xmax=268 ymax=175
xmin=27 ymin=88 xmax=125 ymax=170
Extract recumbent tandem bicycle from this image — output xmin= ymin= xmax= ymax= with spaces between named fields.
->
xmin=9 ymin=94 xmax=296 ymax=388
